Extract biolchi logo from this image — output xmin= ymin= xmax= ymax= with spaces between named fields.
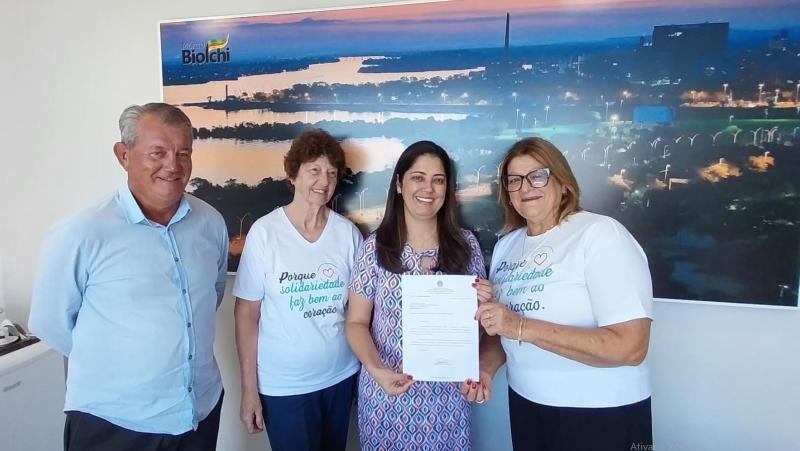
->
xmin=181 ymin=34 xmax=231 ymax=65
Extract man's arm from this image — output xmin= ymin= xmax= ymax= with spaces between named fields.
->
xmin=215 ymin=223 xmax=229 ymax=309
xmin=28 ymin=223 xmax=86 ymax=356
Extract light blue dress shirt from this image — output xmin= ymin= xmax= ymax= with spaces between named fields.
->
xmin=29 ymin=185 xmax=228 ymax=434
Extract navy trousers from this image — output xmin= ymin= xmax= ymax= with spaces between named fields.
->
xmin=260 ymin=374 xmax=357 ymax=451
xmin=64 ymin=392 xmax=223 ymax=451
xmin=509 ymin=387 xmax=652 ymax=451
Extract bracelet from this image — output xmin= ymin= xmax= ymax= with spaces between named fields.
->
xmin=516 ymin=316 xmax=525 ymax=346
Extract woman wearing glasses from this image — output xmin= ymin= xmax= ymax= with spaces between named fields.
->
xmin=470 ymin=137 xmax=653 ymax=450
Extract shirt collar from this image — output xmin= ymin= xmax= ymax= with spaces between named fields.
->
xmin=118 ymin=184 xmax=191 ymax=226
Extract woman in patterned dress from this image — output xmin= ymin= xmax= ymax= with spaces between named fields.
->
xmin=346 ymin=141 xmax=488 ymax=451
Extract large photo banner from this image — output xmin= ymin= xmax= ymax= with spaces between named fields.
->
xmin=160 ymin=0 xmax=800 ymax=307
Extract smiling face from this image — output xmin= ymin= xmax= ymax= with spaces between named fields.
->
xmin=113 ymin=113 xmax=192 ymax=220
xmin=290 ymin=155 xmax=338 ymax=208
xmin=506 ymin=154 xmax=563 ymax=234
xmin=397 ymin=153 xmax=447 ymax=222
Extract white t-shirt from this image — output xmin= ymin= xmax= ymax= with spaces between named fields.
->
xmin=232 ymin=208 xmax=362 ymax=396
xmin=490 ymin=211 xmax=653 ymax=408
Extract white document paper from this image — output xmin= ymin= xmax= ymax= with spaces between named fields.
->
xmin=401 ymin=274 xmax=479 ymax=382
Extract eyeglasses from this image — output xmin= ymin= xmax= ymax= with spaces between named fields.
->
xmin=502 ymin=168 xmax=551 ymax=192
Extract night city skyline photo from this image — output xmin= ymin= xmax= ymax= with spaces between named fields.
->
xmin=161 ymin=0 xmax=800 ymax=306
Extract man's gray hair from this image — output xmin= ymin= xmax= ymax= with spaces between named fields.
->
xmin=118 ymin=103 xmax=192 ymax=147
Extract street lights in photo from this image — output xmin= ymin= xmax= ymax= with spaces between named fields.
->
xmin=758 ymin=83 xmax=764 ymax=104
xmin=474 ymin=165 xmax=485 ymax=187
xmin=729 ymin=114 xmax=734 ymax=124
xmin=512 ymin=91 xmax=517 ymax=105
xmin=358 ymin=188 xmax=369 ymax=215
xmin=236 ymin=212 xmax=252 ymax=238
xmin=774 ymin=88 xmax=781 ymax=104
xmin=544 ymin=105 xmax=551 ymax=125
xmin=722 ymin=82 xmax=728 ymax=102
xmin=441 ymin=92 xmax=448 ymax=104
xmin=650 ymin=137 xmax=662 ymax=156
xmin=733 ymin=129 xmax=742 ymax=144
xmin=521 ymin=112 xmax=526 ymax=130
xmin=750 ymin=127 xmax=763 ymax=145
xmin=778 ymin=284 xmax=790 ymax=303
xmin=768 ymin=126 xmax=779 ymax=142
xmin=377 ymin=92 xmax=383 ymax=103
xmin=515 ymin=108 xmax=520 ymax=129
xmin=605 ymin=101 xmax=610 ymax=120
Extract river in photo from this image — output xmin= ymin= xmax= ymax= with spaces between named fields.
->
xmin=164 ymin=56 xmax=485 ymax=105
xmin=181 ymin=105 xmax=469 ymax=129
xmin=190 ymin=136 xmax=406 ymax=186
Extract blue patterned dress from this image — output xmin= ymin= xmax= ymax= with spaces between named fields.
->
xmin=349 ymin=230 xmax=487 ymax=451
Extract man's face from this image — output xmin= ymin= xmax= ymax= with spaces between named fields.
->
xmin=114 ymin=114 xmax=193 ymax=216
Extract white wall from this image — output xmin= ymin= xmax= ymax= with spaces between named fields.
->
xmin=0 ymin=253 xmax=6 ymax=323
xmin=1 ymin=1 xmax=798 ymax=450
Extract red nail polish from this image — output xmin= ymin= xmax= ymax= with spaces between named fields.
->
xmin=466 ymin=379 xmax=472 ymax=384
xmin=472 ymin=383 xmax=477 ymax=389
xmin=407 ymin=375 xmax=413 ymax=380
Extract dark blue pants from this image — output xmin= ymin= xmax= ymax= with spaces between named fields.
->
xmin=509 ymin=387 xmax=652 ymax=451
xmin=64 ymin=392 xmax=223 ymax=451
xmin=260 ymin=374 xmax=356 ymax=451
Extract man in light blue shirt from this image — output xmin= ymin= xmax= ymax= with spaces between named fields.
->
xmin=29 ymin=103 xmax=228 ymax=451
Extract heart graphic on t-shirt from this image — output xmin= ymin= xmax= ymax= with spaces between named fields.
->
xmin=317 ymin=263 xmax=338 ymax=280
xmin=533 ymin=252 xmax=548 ymax=266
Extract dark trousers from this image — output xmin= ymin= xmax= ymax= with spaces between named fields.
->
xmin=260 ymin=374 xmax=357 ymax=451
xmin=64 ymin=392 xmax=223 ymax=451
xmin=509 ymin=387 xmax=652 ymax=451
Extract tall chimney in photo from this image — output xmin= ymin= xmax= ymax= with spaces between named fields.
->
xmin=504 ymin=13 xmax=510 ymax=64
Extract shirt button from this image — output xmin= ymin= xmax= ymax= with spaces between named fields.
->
xmin=187 ymin=322 xmax=192 ymax=328
xmin=182 ymin=289 xmax=187 ymax=294
xmin=174 ymin=257 xmax=179 ymax=262
xmin=188 ymin=387 xmax=193 ymax=393
xmin=188 ymin=354 xmax=193 ymax=360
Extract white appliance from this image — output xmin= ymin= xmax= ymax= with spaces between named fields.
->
xmin=0 ymin=341 xmax=66 ymax=451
